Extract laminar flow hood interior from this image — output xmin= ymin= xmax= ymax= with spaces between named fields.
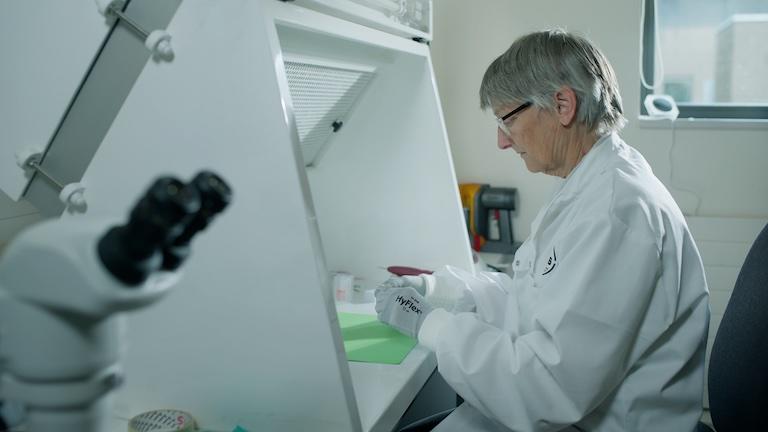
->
xmin=275 ymin=22 xmax=398 ymax=168
xmin=284 ymin=56 xmax=376 ymax=166
xmin=273 ymin=20 xmax=472 ymax=290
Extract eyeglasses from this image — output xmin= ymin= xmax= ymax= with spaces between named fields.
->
xmin=495 ymin=101 xmax=532 ymax=136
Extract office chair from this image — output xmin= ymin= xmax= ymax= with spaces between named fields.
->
xmin=697 ymin=222 xmax=768 ymax=432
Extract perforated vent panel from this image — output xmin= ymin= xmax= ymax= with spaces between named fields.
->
xmin=284 ymin=60 xmax=375 ymax=166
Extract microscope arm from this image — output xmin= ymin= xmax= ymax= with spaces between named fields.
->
xmin=0 ymin=172 xmax=231 ymax=432
xmin=0 ymin=219 xmax=178 ymax=432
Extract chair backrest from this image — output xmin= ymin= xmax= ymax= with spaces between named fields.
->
xmin=707 ymin=222 xmax=768 ymax=431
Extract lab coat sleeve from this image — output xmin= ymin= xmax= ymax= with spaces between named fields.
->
xmin=418 ymin=216 xmax=663 ymax=431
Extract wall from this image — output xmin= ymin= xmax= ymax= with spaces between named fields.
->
xmin=430 ymin=0 xmax=768 ymax=241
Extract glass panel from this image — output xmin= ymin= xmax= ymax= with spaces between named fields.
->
xmin=657 ymin=0 xmax=768 ymax=105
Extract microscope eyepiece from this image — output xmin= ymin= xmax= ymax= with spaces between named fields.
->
xmin=98 ymin=177 xmax=201 ymax=286
xmin=128 ymin=178 xmax=202 ymax=250
xmin=161 ymin=171 xmax=233 ymax=271
xmin=193 ymin=171 xmax=232 ymax=214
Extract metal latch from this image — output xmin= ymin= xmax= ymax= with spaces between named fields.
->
xmin=16 ymin=148 xmax=87 ymax=213
xmin=96 ymin=0 xmax=175 ymax=60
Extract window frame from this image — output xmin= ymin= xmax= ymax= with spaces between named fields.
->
xmin=641 ymin=0 xmax=768 ymax=120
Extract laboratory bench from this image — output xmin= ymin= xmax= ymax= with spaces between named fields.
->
xmin=109 ymin=302 xmax=447 ymax=432
xmin=337 ymin=302 xmax=445 ymax=432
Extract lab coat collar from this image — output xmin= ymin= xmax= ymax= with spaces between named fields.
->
xmin=558 ymin=132 xmax=618 ymax=197
xmin=529 ymin=133 xmax=620 ymax=237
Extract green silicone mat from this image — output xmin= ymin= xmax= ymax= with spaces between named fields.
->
xmin=338 ymin=312 xmax=417 ymax=364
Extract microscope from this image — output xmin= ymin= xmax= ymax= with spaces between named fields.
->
xmin=0 ymin=171 xmax=231 ymax=432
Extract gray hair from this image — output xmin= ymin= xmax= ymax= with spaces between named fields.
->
xmin=480 ymin=29 xmax=626 ymax=135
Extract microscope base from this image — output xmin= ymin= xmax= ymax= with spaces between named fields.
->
xmin=26 ymin=397 xmax=111 ymax=432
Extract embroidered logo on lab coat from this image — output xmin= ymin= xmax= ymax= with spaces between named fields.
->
xmin=542 ymin=247 xmax=557 ymax=275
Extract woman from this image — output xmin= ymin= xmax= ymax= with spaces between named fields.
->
xmin=376 ymin=29 xmax=710 ymax=431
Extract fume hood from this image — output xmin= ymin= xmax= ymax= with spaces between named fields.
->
xmin=0 ymin=1 xmax=472 ymax=431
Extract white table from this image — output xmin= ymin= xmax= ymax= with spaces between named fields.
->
xmin=109 ymin=302 xmax=437 ymax=432
xmin=338 ymin=302 xmax=437 ymax=432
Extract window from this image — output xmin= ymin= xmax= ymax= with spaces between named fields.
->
xmin=663 ymin=76 xmax=693 ymax=102
xmin=641 ymin=0 xmax=768 ymax=119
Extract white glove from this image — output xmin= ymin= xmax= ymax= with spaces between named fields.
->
xmin=375 ymin=286 xmax=433 ymax=338
xmin=379 ymin=268 xmax=476 ymax=313
xmin=379 ymin=275 xmax=427 ymax=295
xmin=418 ymin=269 xmax=476 ymax=313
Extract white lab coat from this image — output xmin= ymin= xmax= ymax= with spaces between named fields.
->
xmin=418 ymin=133 xmax=710 ymax=431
